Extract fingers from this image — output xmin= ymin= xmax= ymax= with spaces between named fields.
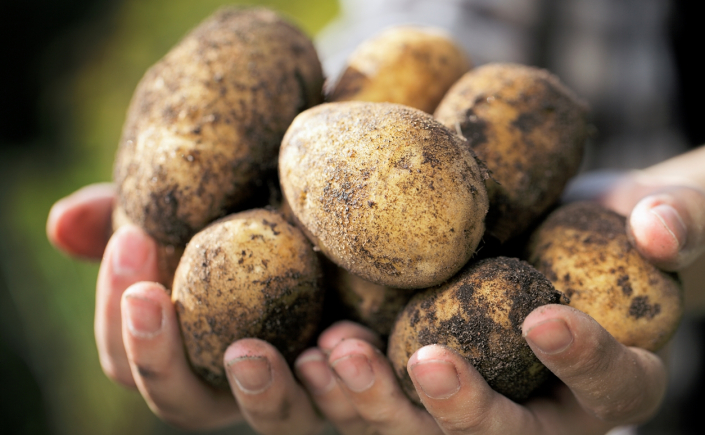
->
xmin=95 ymin=225 xmax=159 ymax=387
xmin=121 ymin=282 xmax=242 ymax=431
xmin=408 ymin=345 xmax=548 ymax=435
xmin=318 ymin=320 xmax=385 ymax=351
xmin=626 ymin=186 xmax=705 ymax=270
xmin=47 ymin=183 xmax=116 ymax=260
xmin=325 ymin=338 xmax=441 ymax=435
xmin=523 ymin=304 xmax=668 ymax=426
xmin=224 ymin=339 xmax=324 ymax=435
xmin=296 ymin=348 xmax=370 ymax=435
xmin=295 ymin=321 xmax=385 ymax=435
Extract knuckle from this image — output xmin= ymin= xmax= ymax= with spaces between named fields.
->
xmin=436 ymin=412 xmax=487 ymax=434
xmin=100 ymin=358 xmax=136 ymax=388
xmin=245 ymin=398 xmax=293 ymax=423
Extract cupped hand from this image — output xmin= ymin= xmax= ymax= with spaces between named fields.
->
xmin=100 ymin=224 xmax=329 ymax=433
xmin=296 ymin=308 xmax=667 ymax=435
xmin=47 ymin=184 xmax=329 ymax=434
xmin=565 ymin=146 xmax=705 ymax=273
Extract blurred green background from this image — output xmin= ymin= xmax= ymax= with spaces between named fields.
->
xmin=0 ymin=1 xmax=338 ymax=434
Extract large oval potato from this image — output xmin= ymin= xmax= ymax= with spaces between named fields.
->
xmin=172 ymin=208 xmax=323 ymax=388
xmin=114 ymin=7 xmax=324 ymax=247
xmin=434 ymin=63 xmax=588 ymax=242
xmin=388 ymin=257 xmax=568 ymax=404
xmin=327 ymin=26 xmax=471 ymax=113
xmin=527 ymin=201 xmax=683 ymax=351
xmin=279 ymin=101 xmax=489 ymax=289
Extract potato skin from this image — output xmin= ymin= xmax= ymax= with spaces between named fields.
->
xmin=279 ymin=101 xmax=489 ymax=289
xmin=434 ymin=63 xmax=588 ymax=242
xmin=329 ymin=266 xmax=415 ymax=337
xmin=172 ymin=209 xmax=323 ymax=388
xmin=328 ymin=26 xmax=471 ymax=113
xmin=388 ymin=257 xmax=567 ymax=404
xmin=114 ymin=7 xmax=324 ymax=247
xmin=527 ymin=202 xmax=683 ymax=351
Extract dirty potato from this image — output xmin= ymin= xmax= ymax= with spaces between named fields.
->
xmin=328 ymin=265 xmax=415 ymax=337
xmin=328 ymin=26 xmax=471 ymax=113
xmin=114 ymin=7 xmax=324 ymax=247
xmin=434 ymin=63 xmax=588 ymax=242
xmin=527 ymin=201 xmax=683 ymax=351
xmin=388 ymin=257 xmax=568 ymax=404
xmin=172 ymin=208 xmax=323 ymax=388
xmin=279 ymin=101 xmax=490 ymax=289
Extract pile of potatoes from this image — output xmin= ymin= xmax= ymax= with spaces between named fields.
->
xmin=112 ymin=7 xmax=683 ymax=401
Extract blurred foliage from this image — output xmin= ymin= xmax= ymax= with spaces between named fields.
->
xmin=0 ymin=1 xmax=338 ymax=434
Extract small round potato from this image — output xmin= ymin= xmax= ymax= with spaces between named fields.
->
xmin=388 ymin=257 xmax=568 ymax=404
xmin=279 ymin=101 xmax=490 ymax=289
xmin=329 ymin=265 xmax=415 ymax=337
xmin=114 ymin=7 xmax=324 ymax=247
xmin=172 ymin=208 xmax=323 ymax=388
xmin=434 ymin=63 xmax=589 ymax=242
xmin=327 ymin=26 xmax=471 ymax=113
xmin=527 ymin=202 xmax=683 ymax=351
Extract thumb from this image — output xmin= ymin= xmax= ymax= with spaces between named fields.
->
xmin=625 ymin=186 xmax=705 ymax=271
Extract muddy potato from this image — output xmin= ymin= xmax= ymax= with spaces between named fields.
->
xmin=527 ymin=201 xmax=683 ymax=351
xmin=327 ymin=26 xmax=471 ymax=113
xmin=388 ymin=257 xmax=568 ymax=404
xmin=279 ymin=101 xmax=490 ymax=289
xmin=114 ymin=7 xmax=324 ymax=247
xmin=329 ymin=265 xmax=415 ymax=337
xmin=172 ymin=208 xmax=323 ymax=388
xmin=434 ymin=63 xmax=588 ymax=242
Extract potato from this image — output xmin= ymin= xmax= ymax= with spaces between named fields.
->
xmin=279 ymin=101 xmax=489 ymax=289
xmin=434 ymin=63 xmax=589 ymax=242
xmin=388 ymin=257 xmax=568 ymax=404
xmin=328 ymin=265 xmax=415 ymax=337
xmin=114 ymin=7 xmax=324 ymax=247
xmin=172 ymin=208 xmax=323 ymax=388
xmin=526 ymin=201 xmax=683 ymax=351
xmin=327 ymin=26 xmax=471 ymax=113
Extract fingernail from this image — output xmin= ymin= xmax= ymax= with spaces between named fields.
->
xmin=330 ymin=354 xmax=375 ymax=392
xmin=227 ymin=356 xmax=272 ymax=394
xmin=112 ymin=227 xmax=152 ymax=276
xmin=295 ymin=350 xmax=336 ymax=395
xmin=650 ymin=203 xmax=687 ymax=249
xmin=124 ymin=294 xmax=163 ymax=338
xmin=524 ymin=318 xmax=573 ymax=355
xmin=410 ymin=359 xmax=460 ymax=399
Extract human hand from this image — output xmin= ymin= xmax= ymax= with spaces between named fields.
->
xmin=598 ymin=177 xmax=705 ymax=272
xmin=564 ymin=146 xmax=705 ymax=273
xmin=47 ymin=183 xmax=116 ymax=260
xmin=47 ymin=184 xmax=328 ymax=434
xmin=296 ymin=310 xmax=666 ymax=435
